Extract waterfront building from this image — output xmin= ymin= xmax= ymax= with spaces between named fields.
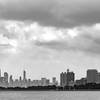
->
xmin=41 ymin=78 xmax=47 ymax=86
xmin=66 ymin=69 xmax=75 ymax=86
xmin=87 ymin=69 xmax=98 ymax=83
xmin=4 ymin=72 xmax=8 ymax=86
xmin=23 ymin=70 xmax=26 ymax=81
xmin=60 ymin=69 xmax=75 ymax=87
xmin=46 ymin=79 xmax=50 ymax=86
xmin=75 ymin=78 xmax=87 ymax=85
xmin=52 ymin=77 xmax=58 ymax=85
xmin=96 ymin=73 xmax=100 ymax=84
xmin=0 ymin=77 xmax=5 ymax=87
xmin=9 ymin=75 xmax=13 ymax=87
xmin=60 ymin=72 xmax=67 ymax=87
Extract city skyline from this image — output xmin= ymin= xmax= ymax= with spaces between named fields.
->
xmin=1 ymin=65 xmax=100 ymax=82
xmin=0 ymin=69 xmax=59 ymax=87
xmin=0 ymin=0 xmax=100 ymax=82
xmin=0 ymin=68 xmax=100 ymax=88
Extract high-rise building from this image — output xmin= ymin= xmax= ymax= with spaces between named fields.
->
xmin=19 ymin=76 xmax=22 ymax=82
xmin=60 ymin=69 xmax=75 ymax=87
xmin=66 ymin=69 xmax=75 ymax=86
xmin=27 ymin=79 xmax=31 ymax=87
xmin=41 ymin=78 xmax=47 ymax=86
xmin=41 ymin=78 xmax=50 ymax=86
xmin=0 ymin=77 xmax=5 ymax=87
xmin=22 ymin=70 xmax=27 ymax=87
xmin=52 ymin=77 xmax=58 ymax=86
xmin=52 ymin=77 xmax=56 ymax=84
xmin=96 ymin=73 xmax=100 ymax=84
xmin=87 ymin=69 xmax=98 ymax=83
xmin=23 ymin=70 xmax=26 ymax=81
xmin=46 ymin=79 xmax=50 ymax=86
xmin=14 ymin=79 xmax=19 ymax=87
xmin=9 ymin=75 xmax=13 ymax=87
xmin=4 ymin=72 xmax=8 ymax=86
xmin=60 ymin=72 xmax=67 ymax=87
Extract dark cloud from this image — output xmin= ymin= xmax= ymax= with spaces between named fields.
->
xmin=0 ymin=0 xmax=100 ymax=27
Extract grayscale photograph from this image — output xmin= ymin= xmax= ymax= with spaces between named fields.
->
xmin=0 ymin=0 xmax=100 ymax=100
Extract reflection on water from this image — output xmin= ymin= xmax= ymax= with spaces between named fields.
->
xmin=0 ymin=91 xmax=100 ymax=100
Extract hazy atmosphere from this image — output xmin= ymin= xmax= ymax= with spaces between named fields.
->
xmin=0 ymin=0 xmax=100 ymax=81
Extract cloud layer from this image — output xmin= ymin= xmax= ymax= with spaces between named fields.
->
xmin=0 ymin=0 xmax=100 ymax=27
xmin=0 ymin=20 xmax=100 ymax=55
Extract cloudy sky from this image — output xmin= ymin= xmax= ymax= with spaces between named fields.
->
xmin=0 ymin=0 xmax=100 ymax=81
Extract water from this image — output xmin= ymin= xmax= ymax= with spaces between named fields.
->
xmin=0 ymin=91 xmax=100 ymax=100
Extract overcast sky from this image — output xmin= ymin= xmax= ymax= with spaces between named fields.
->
xmin=0 ymin=0 xmax=100 ymax=81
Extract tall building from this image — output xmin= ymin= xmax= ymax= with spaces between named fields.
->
xmin=0 ymin=77 xmax=5 ymax=87
xmin=60 ymin=69 xmax=75 ymax=87
xmin=27 ymin=79 xmax=31 ymax=87
xmin=4 ymin=72 xmax=8 ymax=86
xmin=52 ymin=77 xmax=58 ymax=86
xmin=23 ymin=70 xmax=26 ymax=81
xmin=66 ymin=69 xmax=75 ymax=86
xmin=87 ymin=69 xmax=98 ymax=83
xmin=46 ymin=79 xmax=50 ymax=86
xmin=41 ymin=78 xmax=50 ymax=86
xmin=19 ymin=76 xmax=22 ymax=82
xmin=96 ymin=73 xmax=100 ymax=84
xmin=60 ymin=72 xmax=67 ymax=87
xmin=9 ymin=75 xmax=13 ymax=87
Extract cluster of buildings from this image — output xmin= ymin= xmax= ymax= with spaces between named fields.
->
xmin=0 ymin=70 xmax=58 ymax=88
xmin=0 ymin=68 xmax=100 ymax=88
xmin=60 ymin=69 xmax=100 ymax=87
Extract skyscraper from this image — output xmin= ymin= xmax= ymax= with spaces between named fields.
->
xmin=60 ymin=72 xmax=67 ymax=87
xmin=60 ymin=69 xmax=75 ymax=87
xmin=52 ymin=77 xmax=57 ymax=85
xmin=87 ymin=69 xmax=98 ymax=83
xmin=66 ymin=69 xmax=75 ymax=86
xmin=23 ymin=70 xmax=26 ymax=81
xmin=19 ymin=76 xmax=22 ymax=82
xmin=9 ymin=75 xmax=13 ymax=86
xmin=4 ymin=72 xmax=8 ymax=86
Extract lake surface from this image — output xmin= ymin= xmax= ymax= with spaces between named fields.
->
xmin=0 ymin=91 xmax=100 ymax=100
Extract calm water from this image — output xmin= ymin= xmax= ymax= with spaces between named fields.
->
xmin=0 ymin=91 xmax=100 ymax=100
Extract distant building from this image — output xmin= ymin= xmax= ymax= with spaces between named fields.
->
xmin=60 ymin=72 xmax=67 ymax=87
xmin=19 ymin=76 xmax=22 ymax=82
xmin=41 ymin=78 xmax=48 ymax=86
xmin=52 ymin=77 xmax=58 ymax=86
xmin=4 ymin=72 xmax=8 ymax=86
xmin=46 ymin=79 xmax=50 ymax=86
xmin=66 ymin=69 xmax=75 ymax=86
xmin=0 ymin=77 xmax=5 ymax=87
xmin=14 ymin=79 xmax=19 ymax=87
xmin=87 ymin=69 xmax=98 ymax=83
xmin=33 ymin=80 xmax=40 ymax=86
xmin=23 ymin=70 xmax=26 ymax=81
xmin=96 ymin=73 xmax=100 ymax=84
xmin=60 ymin=69 xmax=75 ymax=87
xmin=75 ymin=78 xmax=87 ymax=85
xmin=9 ymin=75 xmax=13 ymax=87
xmin=27 ymin=79 xmax=31 ymax=87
